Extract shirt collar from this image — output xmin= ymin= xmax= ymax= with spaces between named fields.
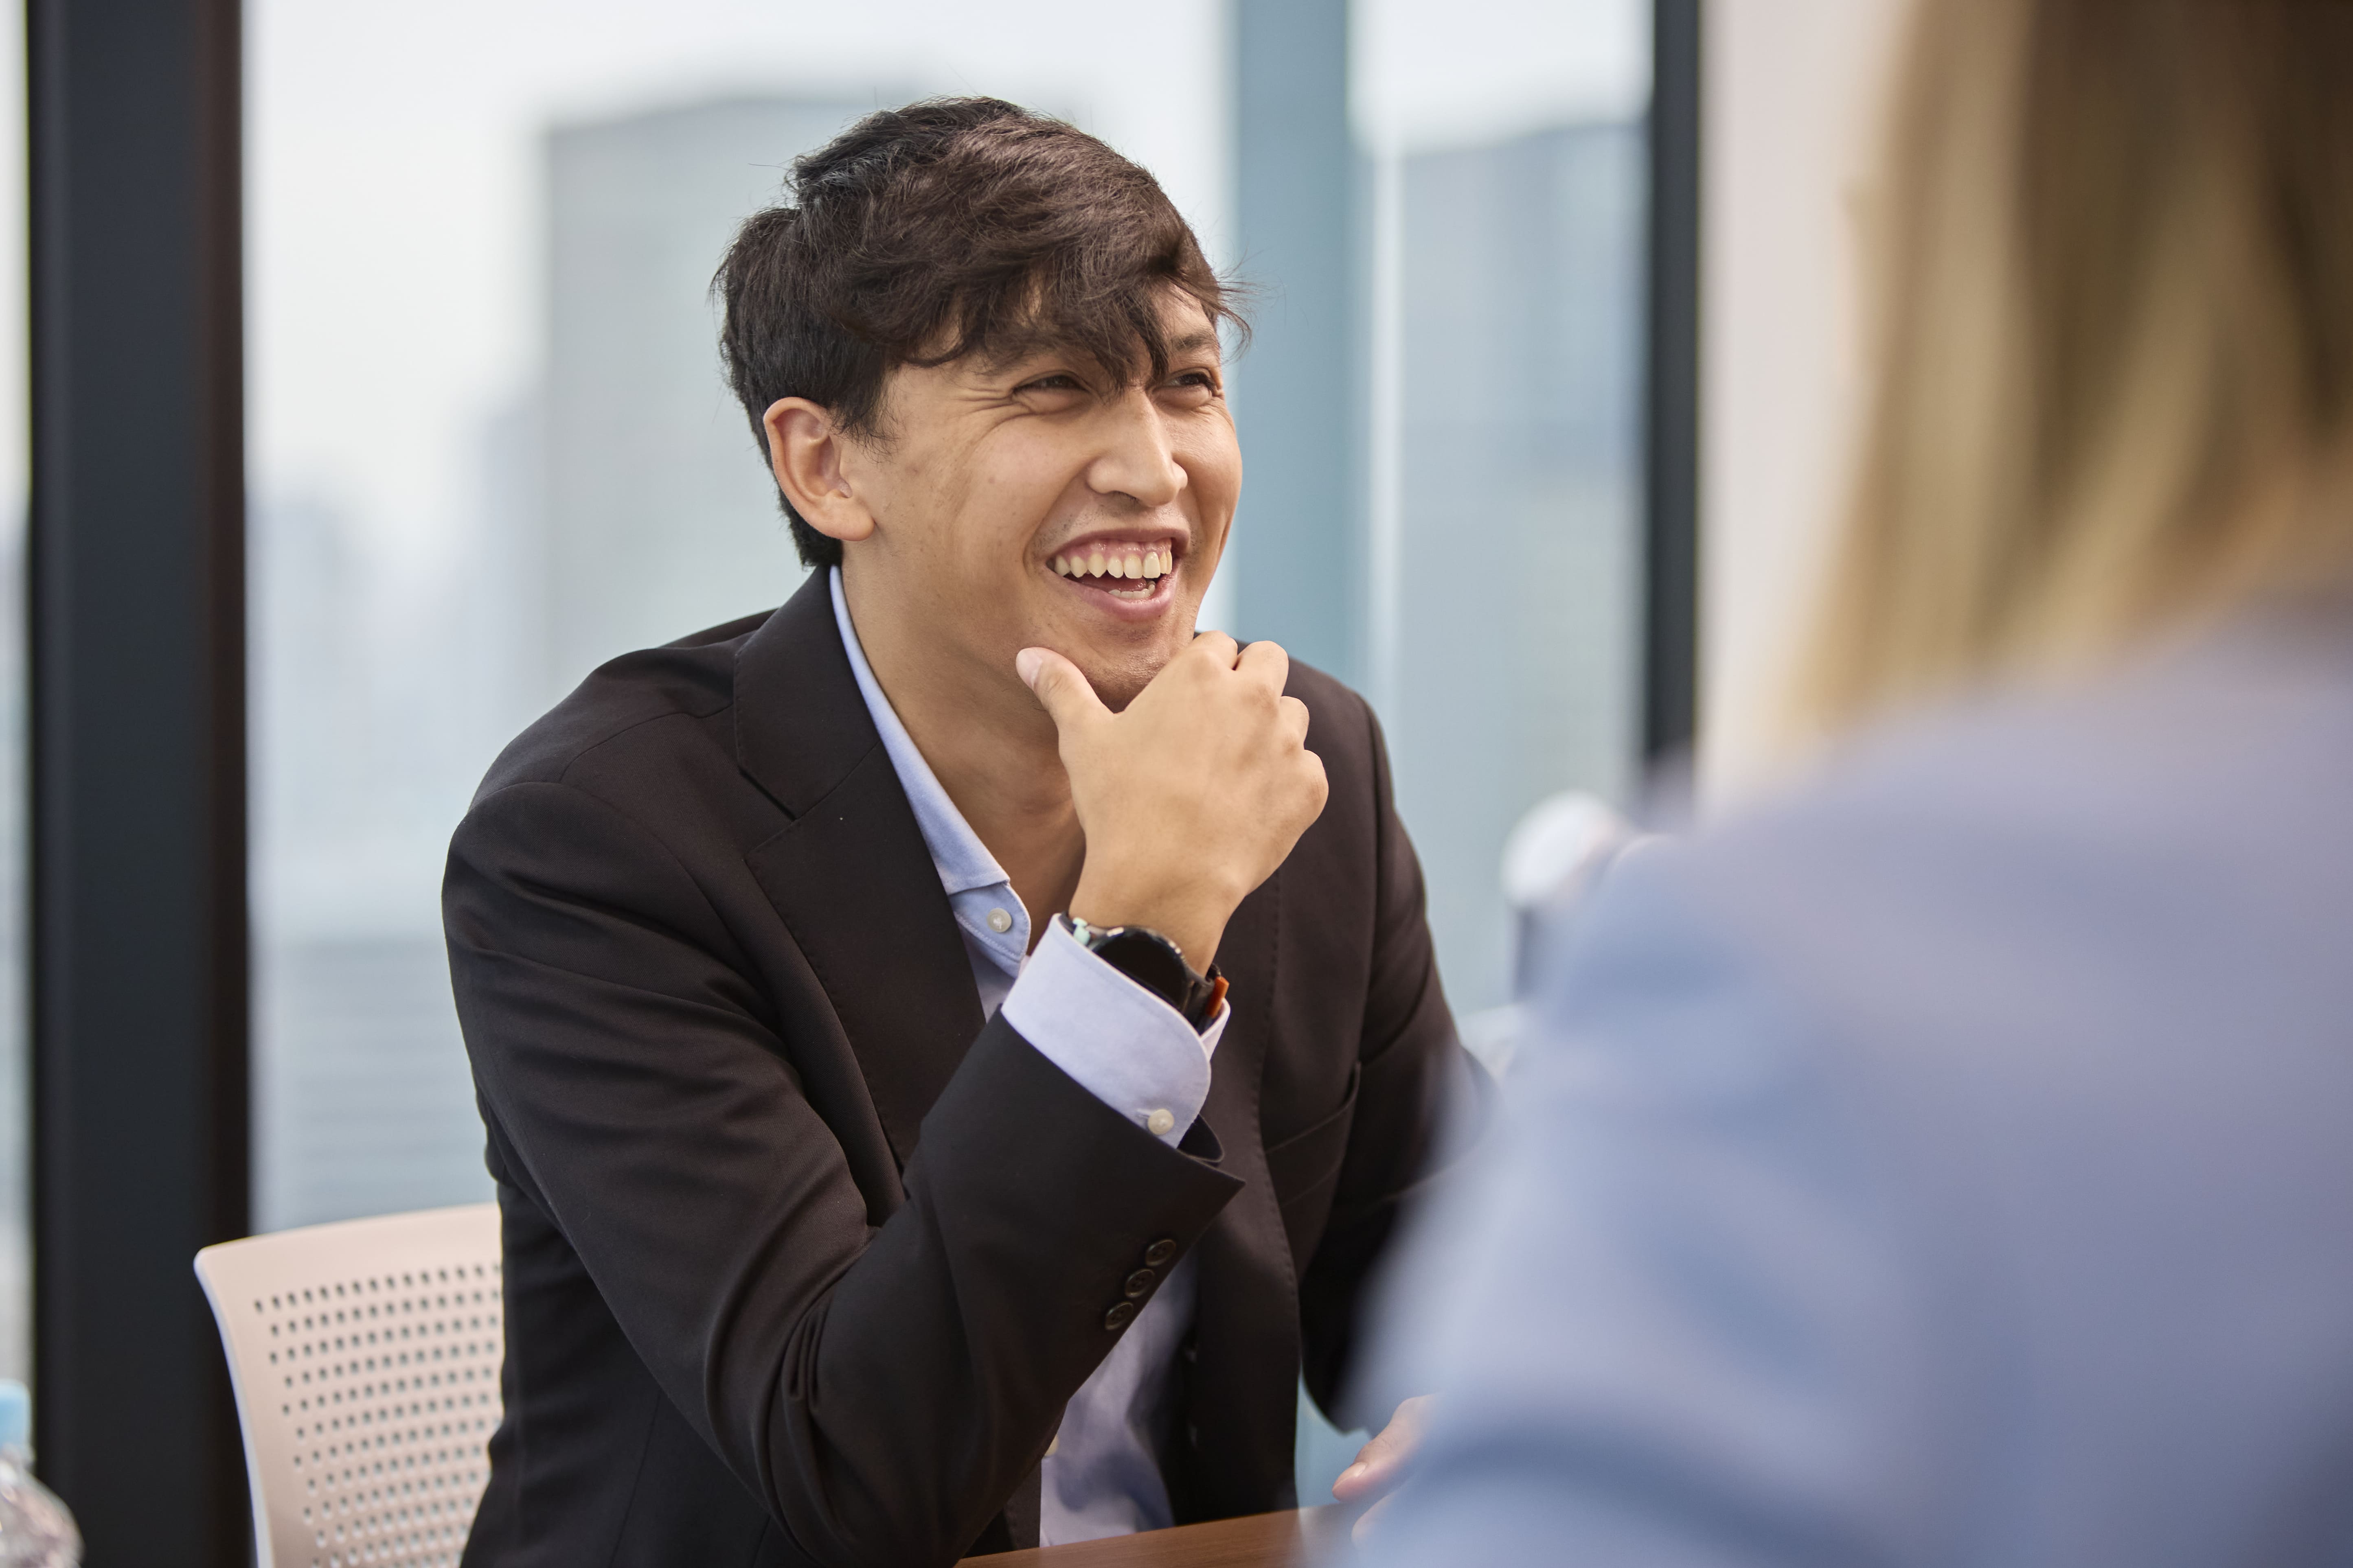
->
xmin=829 ymin=566 xmax=1013 ymax=900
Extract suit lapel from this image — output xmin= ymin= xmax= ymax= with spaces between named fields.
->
xmin=736 ymin=573 xmax=984 ymax=1171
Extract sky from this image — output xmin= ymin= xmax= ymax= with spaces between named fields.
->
xmin=0 ymin=0 xmax=1651 ymax=558
xmin=244 ymin=0 xmax=1648 ymax=573
xmin=248 ymin=0 xmax=1233 ymax=573
xmin=1357 ymin=0 xmax=1649 ymax=147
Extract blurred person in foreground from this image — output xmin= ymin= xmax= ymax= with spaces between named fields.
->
xmin=445 ymin=100 xmax=1469 ymax=1566
xmin=1337 ymin=1 xmax=2353 ymax=1562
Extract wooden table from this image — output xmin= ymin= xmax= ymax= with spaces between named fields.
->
xmin=963 ymin=1507 xmax=1349 ymax=1566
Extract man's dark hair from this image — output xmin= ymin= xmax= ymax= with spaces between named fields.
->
xmin=717 ymin=97 xmax=1246 ymax=570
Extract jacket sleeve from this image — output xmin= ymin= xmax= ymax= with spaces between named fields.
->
xmin=444 ymin=779 xmax=1242 ymax=1567
xmin=1297 ymin=701 xmax=1491 ymax=1427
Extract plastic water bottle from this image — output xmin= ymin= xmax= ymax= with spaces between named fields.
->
xmin=0 ymin=1383 xmax=79 ymax=1568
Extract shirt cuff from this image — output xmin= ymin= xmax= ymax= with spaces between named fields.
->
xmin=1000 ymin=920 xmax=1228 ymax=1146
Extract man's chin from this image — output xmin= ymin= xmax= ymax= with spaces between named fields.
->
xmin=1073 ymin=649 xmax=1175 ymax=713
xmin=1047 ymin=619 xmax=1195 ymax=712
xmin=1090 ymin=670 xmax=1156 ymax=714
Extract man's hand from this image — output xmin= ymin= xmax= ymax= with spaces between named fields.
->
xmin=1017 ymin=633 xmax=1327 ymax=970
xmin=1332 ymin=1395 xmax=1433 ymax=1542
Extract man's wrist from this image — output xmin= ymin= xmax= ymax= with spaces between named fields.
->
xmin=1067 ymin=876 xmax=1228 ymax=972
xmin=1058 ymin=914 xmax=1224 ymax=1030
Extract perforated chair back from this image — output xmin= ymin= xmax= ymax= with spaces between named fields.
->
xmin=195 ymin=1203 xmax=505 ymax=1568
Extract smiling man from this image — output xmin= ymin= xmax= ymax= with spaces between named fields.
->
xmin=444 ymin=99 xmax=1476 ymax=1568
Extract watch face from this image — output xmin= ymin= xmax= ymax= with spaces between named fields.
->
xmin=1093 ymin=929 xmax=1191 ymax=1007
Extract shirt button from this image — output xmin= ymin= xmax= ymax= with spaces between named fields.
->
xmin=1103 ymin=1301 xmax=1137 ymax=1331
xmin=1145 ymin=1108 xmax=1175 ymax=1136
xmin=985 ymin=907 xmax=1013 ymax=934
xmin=1143 ymin=1238 xmax=1177 ymax=1268
xmin=1124 ymin=1269 xmax=1156 ymax=1299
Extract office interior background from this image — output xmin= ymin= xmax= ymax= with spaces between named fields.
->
xmin=240 ymin=0 xmax=1655 ymax=1238
xmin=5 ymin=0 xmax=1913 ymax=1557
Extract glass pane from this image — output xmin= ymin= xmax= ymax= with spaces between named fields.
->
xmin=247 ymin=5 xmax=1229 ymax=1229
xmin=1357 ymin=0 xmax=1653 ymax=1030
xmin=1281 ymin=0 xmax=1653 ymax=1501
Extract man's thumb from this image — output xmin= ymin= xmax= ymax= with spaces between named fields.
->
xmin=1016 ymin=647 xmax=1110 ymax=730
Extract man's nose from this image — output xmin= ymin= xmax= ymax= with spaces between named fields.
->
xmin=1085 ymin=388 xmax=1185 ymax=508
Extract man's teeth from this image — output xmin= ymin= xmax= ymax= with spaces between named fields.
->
xmin=1049 ymin=546 xmax=1173 ymax=586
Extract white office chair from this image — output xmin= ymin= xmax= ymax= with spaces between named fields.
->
xmin=195 ymin=1203 xmax=504 ymax=1568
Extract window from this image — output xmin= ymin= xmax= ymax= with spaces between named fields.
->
xmin=249 ymin=0 xmax=1656 ymax=1510
xmin=248 ymin=1 xmax=1230 ymax=1221
xmin=1357 ymin=0 xmax=1653 ymax=1036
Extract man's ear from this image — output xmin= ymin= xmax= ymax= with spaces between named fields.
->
xmin=763 ymin=397 xmax=877 ymax=545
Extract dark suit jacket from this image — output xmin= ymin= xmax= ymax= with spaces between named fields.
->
xmin=443 ymin=571 xmax=1474 ymax=1568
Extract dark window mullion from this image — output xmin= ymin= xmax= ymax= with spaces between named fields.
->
xmin=1645 ymin=0 xmax=1704 ymax=762
xmin=26 ymin=0 xmax=250 ymax=1559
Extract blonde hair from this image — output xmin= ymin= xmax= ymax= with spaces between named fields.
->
xmin=1794 ymin=0 xmax=2353 ymax=737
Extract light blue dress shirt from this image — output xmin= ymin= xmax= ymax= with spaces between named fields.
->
xmin=1348 ymin=610 xmax=2353 ymax=1568
xmin=829 ymin=568 xmax=1226 ymax=1546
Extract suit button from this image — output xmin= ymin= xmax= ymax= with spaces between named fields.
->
xmin=1103 ymin=1301 xmax=1137 ymax=1331
xmin=1123 ymin=1269 xmax=1155 ymax=1299
xmin=1143 ymin=1239 xmax=1177 ymax=1268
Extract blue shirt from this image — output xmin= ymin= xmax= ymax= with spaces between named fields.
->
xmin=1347 ymin=611 xmax=2353 ymax=1568
xmin=830 ymin=568 xmax=1225 ymax=1546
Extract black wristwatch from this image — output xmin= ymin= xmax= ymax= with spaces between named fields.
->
xmin=1061 ymin=914 xmax=1224 ymax=1031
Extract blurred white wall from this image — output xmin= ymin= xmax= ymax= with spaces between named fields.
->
xmin=1697 ymin=0 xmax=1908 ymax=801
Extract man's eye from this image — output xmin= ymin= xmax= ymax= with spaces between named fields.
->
xmin=1018 ymin=374 xmax=1082 ymax=395
xmin=1167 ymin=371 xmax=1219 ymax=394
